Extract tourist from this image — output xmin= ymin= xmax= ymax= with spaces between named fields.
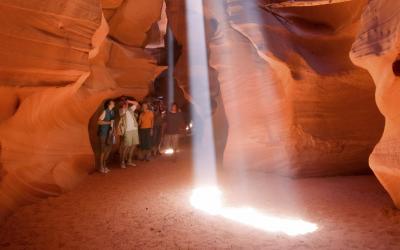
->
xmin=164 ymin=103 xmax=184 ymax=154
xmin=138 ymin=103 xmax=154 ymax=161
xmin=97 ymin=99 xmax=115 ymax=174
xmin=151 ymin=101 xmax=164 ymax=156
xmin=118 ymin=99 xmax=140 ymax=168
xmin=117 ymin=97 xmax=128 ymax=159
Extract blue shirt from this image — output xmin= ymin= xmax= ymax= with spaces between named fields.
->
xmin=98 ymin=109 xmax=115 ymax=136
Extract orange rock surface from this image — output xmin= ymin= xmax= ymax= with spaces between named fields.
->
xmin=204 ymin=0 xmax=384 ymax=176
xmin=0 ymin=0 xmax=165 ymax=219
xmin=350 ymin=0 xmax=400 ymax=207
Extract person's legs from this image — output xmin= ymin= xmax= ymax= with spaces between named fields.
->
xmin=99 ymin=152 xmax=105 ymax=171
xmin=103 ymin=145 xmax=112 ymax=171
xmin=120 ymin=146 xmax=128 ymax=168
xmin=124 ymin=131 xmax=137 ymax=166
xmin=159 ymin=128 xmax=165 ymax=153
xmin=172 ymin=134 xmax=179 ymax=152
xmin=127 ymin=146 xmax=136 ymax=166
xmin=120 ymin=143 xmax=126 ymax=166
xmin=119 ymin=136 xmax=124 ymax=158
xmin=99 ymin=135 xmax=107 ymax=173
xmin=163 ymin=134 xmax=172 ymax=151
xmin=152 ymin=126 xmax=161 ymax=156
xmin=138 ymin=129 xmax=145 ymax=160
xmin=121 ymin=132 xmax=132 ymax=168
xmin=144 ymin=129 xmax=152 ymax=161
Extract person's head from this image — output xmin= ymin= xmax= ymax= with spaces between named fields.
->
xmin=120 ymin=101 xmax=128 ymax=110
xmin=142 ymin=103 xmax=149 ymax=111
xmin=153 ymin=103 xmax=159 ymax=112
xmin=104 ymin=99 xmax=115 ymax=110
xmin=159 ymin=102 xmax=165 ymax=111
xmin=170 ymin=103 xmax=178 ymax=113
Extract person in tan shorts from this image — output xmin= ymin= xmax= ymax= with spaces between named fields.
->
xmin=118 ymin=100 xmax=140 ymax=168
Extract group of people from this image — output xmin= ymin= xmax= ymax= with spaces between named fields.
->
xmin=97 ymin=97 xmax=185 ymax=174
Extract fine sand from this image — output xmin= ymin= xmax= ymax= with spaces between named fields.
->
xmin=1 ymin=149 xmax=400 ymax=250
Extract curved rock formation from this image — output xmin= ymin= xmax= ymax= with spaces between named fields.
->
xmin=350 ymin=0 xmax=400 ymax=207
xmin=0 ymin=0 xmax=165 ymax=219
xmin=203 ymin=0 xmax=384 ymax=176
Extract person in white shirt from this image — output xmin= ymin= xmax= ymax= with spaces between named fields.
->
xmin=118 ymin=100 xmax=140 ymax=168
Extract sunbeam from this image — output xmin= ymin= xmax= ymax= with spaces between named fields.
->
xmin=167 ymin=27 xmax=175 ymax=108
xmin=185 ymin=0 xmax=218 ymax=186
xmin=190 ymin=186 xmax=318 ymax=236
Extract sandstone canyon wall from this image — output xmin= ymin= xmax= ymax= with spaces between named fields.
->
xmin=201 ymin=0 xmax=384 ymax=177
xmin=0 ymin=0 xmax=165 ymax=219
xmin=350 ymin=0 xmax=400 ymax=207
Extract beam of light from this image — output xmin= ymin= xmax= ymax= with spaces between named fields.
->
xmin=190 ymin=186 xmax=318 ymax=236
xmin=185 ymin=0 xmax=218 ymax=186
xmin=167 ymin=27 xmax=175 ymax=108
xmin=183 ymin=1 xmax=318 ymax=237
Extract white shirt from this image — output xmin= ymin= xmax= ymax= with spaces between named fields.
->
xmin=122 ymin=106 xmax=138 ymax=131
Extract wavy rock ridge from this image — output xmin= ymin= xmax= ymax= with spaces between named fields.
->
xmin=0 ymin=0 xmax=165 ymax=219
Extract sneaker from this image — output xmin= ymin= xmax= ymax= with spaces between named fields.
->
xmin=121 ymin=163 xmax=126 ymax=169
xmin=99 ymin=168 xmax=107 ymax=174
xmin=127 ymin=162 xmax=137 ymax=167
xmin=104 ymin=167 xmax=111 ymax=173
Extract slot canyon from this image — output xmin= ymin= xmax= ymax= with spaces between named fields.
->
xmin=0 ymin=0 xmax=400 ymax=249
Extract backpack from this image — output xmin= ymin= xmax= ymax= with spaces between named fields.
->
xmin=117 ymin=115 xmax=126 ymax=136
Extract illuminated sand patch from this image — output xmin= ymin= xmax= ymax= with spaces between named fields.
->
xmin=190 ymin=186 xmax=318 ymax=236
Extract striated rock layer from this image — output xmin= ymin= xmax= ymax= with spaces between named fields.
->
xmin=204 ymin=0 xmax=384 ymax=177
xmin=0 ymin=0 xmax=165 ymax=219
xmin=350 ymin=0 xmax=400 ymax=207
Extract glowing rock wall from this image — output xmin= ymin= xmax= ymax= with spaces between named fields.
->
xmin=0 ymin=0 xmax=165 ymax=219
xmin=350 ymin=0 xmax=400 ymax=207
xmin=204 ymin=0 xmax=384 ymax=176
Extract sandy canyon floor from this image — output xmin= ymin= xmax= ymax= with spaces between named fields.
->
xmin=1 ymin=148 xmax=400 ymax=250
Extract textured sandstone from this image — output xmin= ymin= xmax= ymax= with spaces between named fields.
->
xmin=108 ymin=0 xmax=164 ymax=47
xmin=0 ymin=0 xmax=165 ymax=219
xmin=350 ymin=0 xmax=400 ymax=207
xmin=0 ymin=0 xmax=101 ymax=87
xmin=206 ymin=0 xmax=384 ymax=176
